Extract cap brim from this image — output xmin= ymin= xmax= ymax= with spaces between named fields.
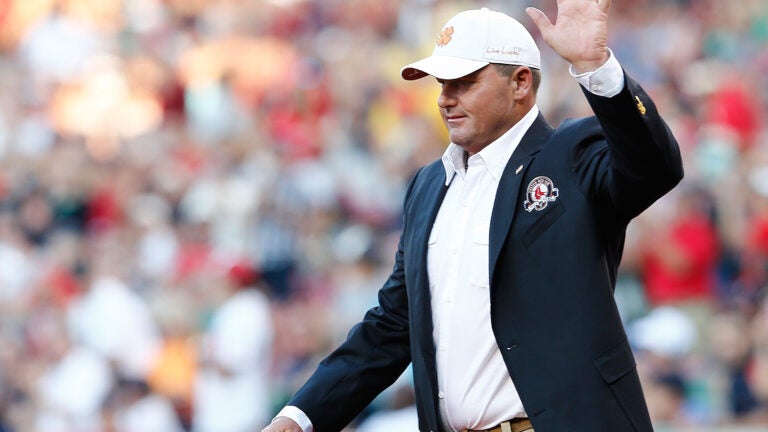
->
xmin=400 ymin=55 xmax=489 ymax=81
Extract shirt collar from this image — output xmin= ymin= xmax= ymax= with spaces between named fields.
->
xmin=441 ymin=105 xmax=540 ymax=186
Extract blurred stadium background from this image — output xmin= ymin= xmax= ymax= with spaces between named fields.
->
xmin=0 ymin=0 xmax=766 ymax=431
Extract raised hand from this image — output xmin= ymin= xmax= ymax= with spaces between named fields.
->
xmin=526 ymin=0 xmax=612 ymax=73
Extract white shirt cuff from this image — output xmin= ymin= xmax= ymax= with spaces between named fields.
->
xmin=569 ymin=49 xmax=625 ymax=98
xmin=274 ymin=406 xmax=314 ymax=432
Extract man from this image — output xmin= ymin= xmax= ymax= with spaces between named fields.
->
xmin=263 ymin=0 xmax=683 ymax=431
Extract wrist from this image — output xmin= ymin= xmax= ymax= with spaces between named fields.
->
xmin=571 ymin=53 xmax=610 ymax=75
xmin=273 ymin=406 xmax=313 ymax=432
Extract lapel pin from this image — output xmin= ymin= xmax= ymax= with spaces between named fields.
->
xmin=515 ymin=165 xmax=523 ymax=175
xmin=635 ymin=96 xmax=647 ymax=115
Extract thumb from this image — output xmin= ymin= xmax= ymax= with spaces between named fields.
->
xmin=525 ymin=7 xmax=553 ymax=38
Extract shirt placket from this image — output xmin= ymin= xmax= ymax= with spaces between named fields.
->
xmin=438 ymin=163 xmax=483 ymax=430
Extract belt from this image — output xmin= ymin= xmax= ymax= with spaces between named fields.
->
xmin=463 ymin=418 xmax=533 ymax=432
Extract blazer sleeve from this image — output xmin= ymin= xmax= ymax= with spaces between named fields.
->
xmin=286 ymin=174 xmax=420 ymax=432
xmin=573 ymin=71 xmax=684 ymax=222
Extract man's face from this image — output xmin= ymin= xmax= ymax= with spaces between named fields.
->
xmin=436 ymin=65 xmax=523 ymax=155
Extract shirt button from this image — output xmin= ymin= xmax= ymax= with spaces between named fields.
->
xmin=451 ymin=248 xmax=458 ymax=255
xmin=446 ymin=297 xmax=452 ymax=303
xmin=438 ymin=391 xmax=445 ymax=399
xmin=440 ymin=345 xmax=447 ymax=351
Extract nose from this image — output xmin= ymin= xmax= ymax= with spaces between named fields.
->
xmin=437 ymin=85 xmax=456 ymax=110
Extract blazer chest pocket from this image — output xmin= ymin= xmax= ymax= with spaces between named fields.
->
xmin=521 ymin=202 xmax=565 ymax=248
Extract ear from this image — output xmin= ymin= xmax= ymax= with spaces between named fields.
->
xmin=511 ymin=67 xmax=534 ymax=100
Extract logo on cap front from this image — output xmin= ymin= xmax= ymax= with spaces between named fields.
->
xmin=436 ymin=26 xmax=454 ymax=47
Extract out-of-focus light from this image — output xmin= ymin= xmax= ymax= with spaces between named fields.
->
xmin=0 ymin=0 xmax=56 ymax=49
xmin=178 ymin=36 xmax=299 ymax=100
xmin=49 ymin=55 xmax=163 ymax=159
xmin=264 ymin=0 xmax=306 ymax=6
xmin=60 ymin=0 xmax=122 ymax=32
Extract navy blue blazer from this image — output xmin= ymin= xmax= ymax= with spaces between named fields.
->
xmin=289 ymin=73 xmax=684 ymax=432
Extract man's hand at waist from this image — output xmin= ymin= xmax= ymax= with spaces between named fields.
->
xmin=262 ymin=406 xmax=313 ymax=432
xmin=261 ymin=416 xmax=303 ymax=432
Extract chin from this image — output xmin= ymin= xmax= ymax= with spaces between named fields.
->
xmin=449 ymin=134 xmax=468 ymax=147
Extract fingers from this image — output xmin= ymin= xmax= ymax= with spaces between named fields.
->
xmin=260 ymin=417 xmax=303 ymax=432
xmin=597 ymin=0 xmax=612 ymax=13
xmin=525 ymin=7 xmax=553 ymax=37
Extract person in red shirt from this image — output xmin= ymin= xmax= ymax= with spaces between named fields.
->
xmin=640 ymin=188 xmax=719 ymax=306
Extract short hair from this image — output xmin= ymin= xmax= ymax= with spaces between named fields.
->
xmin=493 ymin=64 xmax=541 ymax=94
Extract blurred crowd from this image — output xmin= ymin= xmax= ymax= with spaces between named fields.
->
xmin=0 ymin=0 xmax=766 ymax=431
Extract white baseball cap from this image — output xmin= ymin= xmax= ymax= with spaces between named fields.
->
xmin=401 ymin=8 xmax=541 ymax=81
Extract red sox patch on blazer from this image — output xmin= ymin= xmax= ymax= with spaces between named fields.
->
xmin=523 ymin=176 xmax=559 ymax=212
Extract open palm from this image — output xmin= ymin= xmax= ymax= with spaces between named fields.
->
xmin=526 ymin=0 xmax=612 ymax=73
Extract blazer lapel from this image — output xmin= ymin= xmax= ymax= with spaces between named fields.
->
xmin=406 ymin=164 xmax=449 ymax=348
xmin=489 ymin=114 xmax=554 ymax=284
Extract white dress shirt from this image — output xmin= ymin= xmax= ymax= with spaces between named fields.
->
xmin=428 ymin=104 xmax=538 ymax=430
xmin=274 ymin=52 xmax=625 ymax=432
